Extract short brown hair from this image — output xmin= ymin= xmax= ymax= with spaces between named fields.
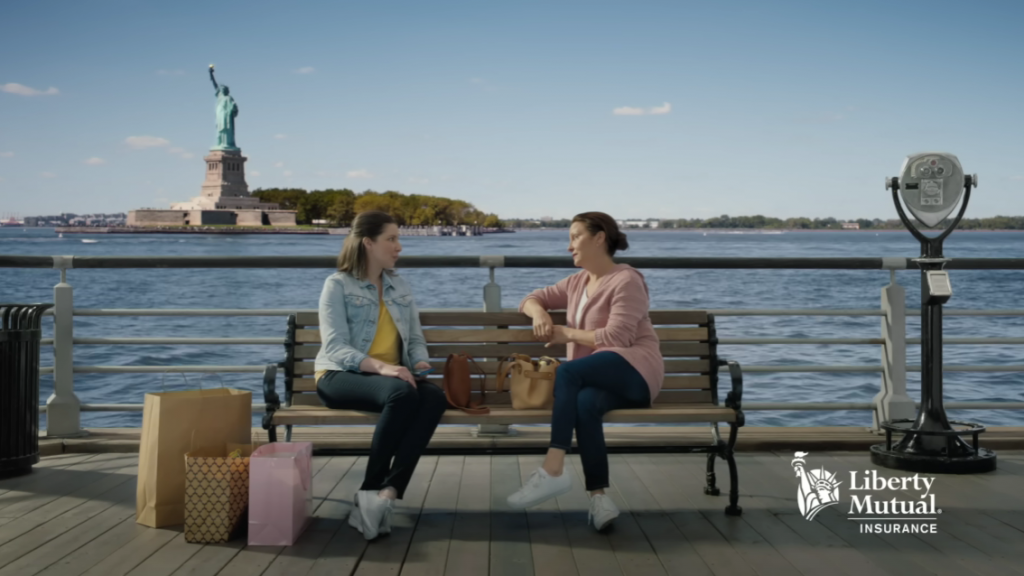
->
xmin=336 ymin=210 xmax=397 ymax=278
xmin=572 ymin=211 xmax=629 ymax=256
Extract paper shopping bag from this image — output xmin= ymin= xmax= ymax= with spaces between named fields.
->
xmin=183 ymin=443 xmax=252 ymax=543
xmin=248 ymin=442 xmax=313 ymax=546
xmin=136 ymin=388 xmax=252 ymax=528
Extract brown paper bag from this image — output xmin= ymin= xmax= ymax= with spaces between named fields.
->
xmin=184 ymin=443 xmax=252 ymax=543
xmin=136 ymin=388 xmax=252 ymax=528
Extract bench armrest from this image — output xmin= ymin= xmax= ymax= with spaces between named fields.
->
xmin=261 ymin=362 xmax=282 ymax=430
xmin=719 ymin=359 xmax=744 ymax=427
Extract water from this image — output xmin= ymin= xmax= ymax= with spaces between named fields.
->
xmin=3 ymin=226 xmax=1024 ymax=428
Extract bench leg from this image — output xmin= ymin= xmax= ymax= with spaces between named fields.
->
xmin=704 ymin=452 xmax=720 ymax=496
xmin=724 ymin=422 xmax=742 ymax=516
xmin=267 ymin=425 xmax=278 ymax=443
xmin=285 ymin=425 xmax=293 ymax=443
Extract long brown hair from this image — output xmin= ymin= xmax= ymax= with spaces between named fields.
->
xmin=336 ymin=210 xmax=397 ymax=279
xmin=572 ymin=211 xmax=629 ymax=256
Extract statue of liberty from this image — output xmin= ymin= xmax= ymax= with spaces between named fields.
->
xmin=208 ymin=65 xmax=239 ymax=151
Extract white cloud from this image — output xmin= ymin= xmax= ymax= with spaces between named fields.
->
xmin=157 ymin=69 xmax=185 ymax=76
xmin=613 ymin=106 xmax=646 ymax=116
xmin=0 ymin=152 xmax=12 ymax=158
xmin=650 ymin=102 xmax=672 ymax=115
xmin=251 ymin=171 xmax=261 ymax=177
xmin=84 ymin=157 xmax=106 ymax=165
xmin=40 ymin=172 xmax=56 ymax=178
xmin=167 ymin=146 xmax=193 ymax=159
xmin=408 ymin=177 xmax=429 ymax=185
xmin=294 ymin=67 xmax=315 ymax=74
xmin=126 ymin=136 xmax=170 ymax=149
xmin=273 ymin=162 xmax=285 ymax=168
xmin=283 ymin=170 xmax=293 ymax=177
xmin=347 ymin=169 xmax=373 ymax=179
xmin=613 ymin=102 xmax=672 ymax=116
xmin=273 ymin=134 xmax=288 ymax=140
xmin=180 ymin=152 xmax=194 ymax=159
xmin=2 ymin=83 xmax=59 ymax=96
xmin=315 ymin=171 xmax=328 ymax=177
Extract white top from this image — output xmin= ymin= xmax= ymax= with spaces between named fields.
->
xmin=576 ymin=287 xmax=589 ymax=326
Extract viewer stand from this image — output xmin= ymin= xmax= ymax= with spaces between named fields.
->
xmin=871 ymin=152 xmax=996 ymax=474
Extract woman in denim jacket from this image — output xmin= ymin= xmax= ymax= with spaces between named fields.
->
xmin=314 ymin=210 xmax=446 ymax=541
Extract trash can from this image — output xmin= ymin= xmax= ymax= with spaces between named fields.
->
xmin=0 ymin=303 xmax=53 ymax=476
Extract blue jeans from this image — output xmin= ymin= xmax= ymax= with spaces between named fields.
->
xmin=550 ymin=352 xmax=651 ymax=491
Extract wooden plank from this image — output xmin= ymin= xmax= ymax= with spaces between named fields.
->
xmin=260 ymin=530 xmax=336 ymax=576
xmin=445 ymin=456 xmax=490 ymax=576
xmin=272 ymin=405 xmax=737 ymax=426
xmin=289 ymin=389 xmax=712 ymax=408
xmin=291 ymin=342 xmax=709 ymax=359
xmin=0 ymin=453 xmax=110 ymax=518
xmin=518 ymin=455 xmax=576 ymax=576
xmin=0 ymin=475 xmax=139 ymax=576
xmin=822 ymin=452 xmax=1024 ymax=576
xmin=295 ymin=327 xmax=708 ymax=345
xmin=0 ymin=454 xmax=99 ymax=500
xmin=402 ymin=456 xmax=464 ymax=576
xmin=117 ymin=528 xmax=198 ymax=573
xmin=600 ymin=456 xmax=713 ymax=576
xmin=0 ymin=453 xmax=137 ymax=547
xmin=295 ymin=310 xmax=710 ymax=328
xmin=353 ymin=455 xmax=439 ymax=576
xmin=166 ymin=540 xmax=246 ymax=576
xmin=554 ymin=456 xmax=621 ymax=576
xmin=600 ymin=455 xmax=670 ymax=576
xmin=303 ymin=458 xmax=370 ymax=576
xmin=626 ymin=455 xmax=758 ymax=576
xmin=645 ymin=453 xmax=827 ymax=576
xmin=489 ymin=455 xmax=534 ymax=576
xmin=32 ymin=517 xmax=148 ymax=576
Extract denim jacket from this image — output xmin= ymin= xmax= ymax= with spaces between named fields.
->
xmin=313 ymin=270 xmax=430 ymax=373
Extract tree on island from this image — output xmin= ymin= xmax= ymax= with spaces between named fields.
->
xmin=251 ymin=188 xmax=502 ymax=227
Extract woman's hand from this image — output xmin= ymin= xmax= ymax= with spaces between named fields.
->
xmin=545 ymin=326 xmax=572 ymax=348
xmin=414 ymin=361 xmax=432 ymax=372
xmin=532 ymin=310 xmax=554 ymax=341
xmin=380 ymin=364 xmax=417 ymax=387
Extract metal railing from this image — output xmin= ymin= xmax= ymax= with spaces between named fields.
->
xmin=3 ymin=254 xmax=1024 ymax=437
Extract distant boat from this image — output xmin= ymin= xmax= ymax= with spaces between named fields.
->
xmin=81 ymin=239 xmax=98 ymax=243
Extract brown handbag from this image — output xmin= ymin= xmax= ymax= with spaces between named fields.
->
xmin=441 ymin=353 xmax=490 ymax=415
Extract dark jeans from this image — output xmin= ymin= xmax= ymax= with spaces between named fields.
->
xmin=316 ymin=371 xmax=448 ymax=499
xmin=550 ymin=352 xmax=651 ymax=491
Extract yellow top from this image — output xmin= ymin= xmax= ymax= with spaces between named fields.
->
xmin=316 ymin=297 xmax=400 ymax=384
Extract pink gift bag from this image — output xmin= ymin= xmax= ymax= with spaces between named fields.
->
xmin=248 ymin=442 xmax=314 ymax=546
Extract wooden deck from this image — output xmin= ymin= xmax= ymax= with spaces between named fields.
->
xmin=3 ymin=450 xmax=1024 ymax=575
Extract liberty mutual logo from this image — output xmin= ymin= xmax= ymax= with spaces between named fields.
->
xmin=790 ymin=452 xmax=941 ymax=534
xmin=791 ymin=451 xmax=842 ymax=521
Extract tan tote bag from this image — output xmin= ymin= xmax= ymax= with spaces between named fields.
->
xmin=136 ymin=386 xmax=252 ymax=528
xmin=496 ymin=354 xmax=560 ymax=410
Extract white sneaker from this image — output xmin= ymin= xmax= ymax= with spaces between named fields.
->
xmin=588 ymin=494 xmax=619 ymax=531
xmin=506 ymin=468 xmax=572 ymax=509
xmin=349 ymin=490 xmax=393 ymax=540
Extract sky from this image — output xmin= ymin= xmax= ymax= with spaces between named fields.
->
xmin=2 ymin=0 xmax=1023 ymax=221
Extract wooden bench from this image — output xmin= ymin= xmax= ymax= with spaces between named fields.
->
xmin=261 ymin=310 xmax=745 ymax=515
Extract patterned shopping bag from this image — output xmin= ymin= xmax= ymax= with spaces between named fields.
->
xmin=183 ymin=443 xmax=253 ymax=544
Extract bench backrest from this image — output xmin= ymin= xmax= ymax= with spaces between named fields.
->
xmin=282 ymin=311 xmax=721 ymax=407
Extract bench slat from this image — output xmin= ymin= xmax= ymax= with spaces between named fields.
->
xmin=294 ymin=327 xmax=709 ymax=344
xmin=289 ymin=388 xmax=713 ymax=407
xmin=293 ymin=310 xmax=710 ymax=328
xmin=272 ymin=404 xmax=736 ymax=425
xmin=291 ymin=359 xmax=711 ymax=376
xmin=291 ymin=342 xmax=709 ymax=359
xmin=290 ymin=374 xmax=711 ymax=393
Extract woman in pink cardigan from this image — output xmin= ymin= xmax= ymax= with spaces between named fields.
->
xmin=506 ymin=212 xmax=663 ymax=531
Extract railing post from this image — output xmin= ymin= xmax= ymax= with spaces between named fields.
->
xmin=477 ymin=256 xmax=512 ymax=437
xmin=46 ymin=257 xmax=85 ymax=437
xmin=872 ymin=271 xmax=915 ymax=432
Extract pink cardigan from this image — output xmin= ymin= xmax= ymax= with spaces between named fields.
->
xmin=519 ymin=264 xmax=664 ymax=404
